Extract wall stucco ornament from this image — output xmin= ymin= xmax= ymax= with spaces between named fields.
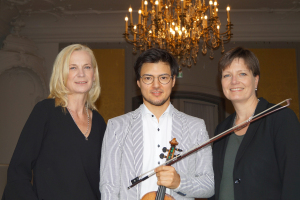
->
xmin=0 ymin=19 xmax=47 ymax=95
xmin=0 ymin=18 xmax=48 ymax=183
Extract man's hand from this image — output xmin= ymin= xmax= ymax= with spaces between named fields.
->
xmin=155 ymin=166 xmax=180 ymax=189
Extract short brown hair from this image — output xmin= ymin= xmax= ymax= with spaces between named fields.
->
xmin=218 ymin=47 xmax=260 ymax=79
xmin=134 ymin=48 xmax=179 ymax=81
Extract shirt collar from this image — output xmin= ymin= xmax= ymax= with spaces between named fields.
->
xmin=141 ymin=103 xmax=174 ymax=117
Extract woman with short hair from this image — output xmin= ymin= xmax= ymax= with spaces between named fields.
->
xmin=211 ymin=47 xmax=300 ymax=200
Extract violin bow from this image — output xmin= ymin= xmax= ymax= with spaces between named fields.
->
xmin=128 ymin=98 xmax=292 ymax=189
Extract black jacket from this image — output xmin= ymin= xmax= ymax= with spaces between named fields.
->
xmin=210 ymin=98 xmax=300 ymax=200
xmin=2 ymin=99 xmax=106 ymax=200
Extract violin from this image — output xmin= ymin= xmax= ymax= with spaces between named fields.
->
xmin=141 ymin=138 xmax=181 ymax=200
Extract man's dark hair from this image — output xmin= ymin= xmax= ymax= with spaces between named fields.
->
xmin=134 ymin=48 xmax=179 ymax=81
xmin=218 ymin=47 xmax=260 ymax=79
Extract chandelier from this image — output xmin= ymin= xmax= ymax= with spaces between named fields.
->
xmin=123 ymin=0 xmax=233 ymax=68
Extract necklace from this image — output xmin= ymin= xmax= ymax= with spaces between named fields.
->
xmin=233 ymin=99 xmax=260 ymax=131
xmin=67 ymin=105 xmax=90 ymax=140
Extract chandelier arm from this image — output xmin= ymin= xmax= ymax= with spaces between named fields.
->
xmin=128 ymin=25 xmax=135 ymax=34
xmin=123 ymin=33 xmax=136 ymax=44
xmin=149 ymin=0 xmax=155 ymax=6
xmin=204 ymin=42 xmax=214 ymax=49
xmin=218 ymin=30 xmax=232 ymax=35
xmin=218 ymin=24 xmax=233 ymax=36
xmin=221 ymin=39 xmax=232 ymax=44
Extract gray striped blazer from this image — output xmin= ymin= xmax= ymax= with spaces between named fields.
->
xmin=100 ymin=104 xmax=214 ymax=200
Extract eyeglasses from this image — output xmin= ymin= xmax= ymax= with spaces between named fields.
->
xmin=140 ymin=74 xmax=173 ymax=85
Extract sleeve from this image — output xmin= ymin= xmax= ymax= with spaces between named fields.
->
xmin=273 ymin=108 xmax=300 ymax=199
xmin=2 ymin=101 xmax=48 ymax=200
xmin=173 ymin=118 xmax=215 ymax=198
xmin=99 ymin=119 xmax=122 ymax=200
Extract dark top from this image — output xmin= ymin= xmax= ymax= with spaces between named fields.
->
xmin=2 ymin=99 xmax=106 ymax=200
xmin=219 ymin=133 xmax=244 ymax=200
xmin=209 ymin=98 xmax=300 ymax=200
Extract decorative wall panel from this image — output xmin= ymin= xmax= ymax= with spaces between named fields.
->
xmin=250 ymin=48 xmax=299 ymax=119
xmin=93 ymin=49 xmax=125 ymax=123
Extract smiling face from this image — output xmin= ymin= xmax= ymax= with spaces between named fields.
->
xmin=66 ymin=50 xmax=95 ymax=95
xmin=137 ymin=61 xmax=176 ymax=108
xmin=221 ymin=58 xmax=259 ymax=103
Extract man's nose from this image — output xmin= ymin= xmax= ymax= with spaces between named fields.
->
xmin=152 ymin=77 xmax=160 ymax=87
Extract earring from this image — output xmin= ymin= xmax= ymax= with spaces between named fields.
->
xmin=255 ymin=88 xmax=257 ymax=91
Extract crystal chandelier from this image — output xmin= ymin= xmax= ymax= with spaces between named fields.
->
xmin=123 ymin=0 xmax=233 ymax=68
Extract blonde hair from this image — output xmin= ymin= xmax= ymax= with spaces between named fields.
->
xmin=48 ymin=44 xmax=100 ymax=110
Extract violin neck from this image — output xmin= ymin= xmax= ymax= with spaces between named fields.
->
xmin=155 ymin=185 xmax=166 ymax=200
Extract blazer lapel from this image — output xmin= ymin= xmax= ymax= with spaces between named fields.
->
xmin=130 ymin=106 xmax=144 ymax=179
xmin=171 ymin=108 xmax=184 ymax=150
xmin=235 ymin=98 xmax=267 ymax=164
xmin=171 ymin=108 xmax=190 ymax=173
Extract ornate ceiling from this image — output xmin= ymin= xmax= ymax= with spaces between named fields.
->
xmin=0 ymin=0 xmax=299 ymax=42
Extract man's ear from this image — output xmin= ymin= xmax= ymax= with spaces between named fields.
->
xmin=137 ymin=80 xmax=141 ymax=88
xmin=172 ymin=75 xmax=176 ymax=87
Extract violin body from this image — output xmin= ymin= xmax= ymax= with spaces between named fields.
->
xmin=141 ymin=191 xmax=175 ymax=200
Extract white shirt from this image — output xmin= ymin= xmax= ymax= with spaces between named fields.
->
xmin=140 ymin=103 xmax=173 ymax=199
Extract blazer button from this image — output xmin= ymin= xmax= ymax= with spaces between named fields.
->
xmin=234 ymin=179 xmax=241 ymax=184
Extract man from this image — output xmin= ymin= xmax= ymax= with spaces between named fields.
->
xmin=100 ymin=48 xmax=214 ymax=200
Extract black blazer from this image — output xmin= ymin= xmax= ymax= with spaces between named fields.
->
xmin=210 ymin=98 xmax=300 ymax=200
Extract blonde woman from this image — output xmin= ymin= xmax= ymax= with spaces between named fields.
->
xmin=2 ymin=44 xmax=106 ymax=200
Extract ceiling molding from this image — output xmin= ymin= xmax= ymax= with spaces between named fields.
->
xmin=15 ymin=11 xmax=299 ymax=43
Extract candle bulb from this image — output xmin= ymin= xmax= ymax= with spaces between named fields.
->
xmin=129 ymin=7 xmax=133 ymax=25
xmin=158 ymin=0 xmax=161 ymax=12
xmin=214 ymin=1 xmax=218 ymax=17
xmin=181 ymin=0 xmax=184 ymax=13
xmin=155 ymin=0 xmax=158 ymax=17
xmin=152 ymin=24 xmax=155 ymax=36
xmin=209 ymin=1 xmax=213 ymax=18
xmin=148 ymin=31 xmax=151 ymax=46
xmin=144 ymin=1 xmax=148 ymax=16
xmin=125 ymin=16 xmax=128 ymax=33
xmin=165 ymin=5 xmax=169 ymax=18
xmin=134 ymin=25 xmax=137 ymax=41
xmin=227 ymin=6 xmax=230 ymax=23
xmin=203 ymin=15 xmax=207 ymax=28
xmin=138 ymin=10 xmax=142 ymax=24
xmin=179 ymin=30 xmax=182 ymax=41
